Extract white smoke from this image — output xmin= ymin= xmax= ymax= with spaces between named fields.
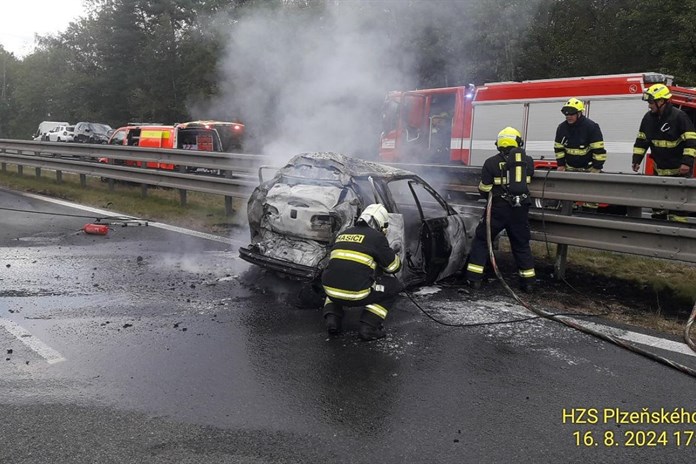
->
xmin=195 ymin=2 xmax=426 ymax=162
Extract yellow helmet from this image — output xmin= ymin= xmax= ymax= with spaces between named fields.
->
xmin=496 ymin=127 xmax=523 ymax=148
xmin=561 ymin=98 xmax=585 ymax=115
xmin=642 ymin=83 xmax=672 ymax=101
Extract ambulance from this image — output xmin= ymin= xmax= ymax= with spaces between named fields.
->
xmin=104 ymin=124 xmax=223 ymax=170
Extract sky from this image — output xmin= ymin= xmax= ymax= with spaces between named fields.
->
xmin=0 ymin=0 xmax=86 ymax=57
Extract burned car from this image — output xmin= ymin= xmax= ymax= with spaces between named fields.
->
xmin=239 ymin=152 xmax=478 ymax=288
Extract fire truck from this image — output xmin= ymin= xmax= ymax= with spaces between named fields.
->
xmin=379 ymin=72 xmax=696 ymax=175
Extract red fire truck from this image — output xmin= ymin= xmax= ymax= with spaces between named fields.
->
xmin=379 ymin=72 xmax=696 ymax=175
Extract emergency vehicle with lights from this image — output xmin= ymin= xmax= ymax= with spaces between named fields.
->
xmin=102 ymin=124 xmax=223 ymax=170
xmin=176 ymin=120 xmax=245 ymax=152
xmin=379 ymin=72 xmax=696 ymax=176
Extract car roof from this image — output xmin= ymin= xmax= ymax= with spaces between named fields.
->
xmin=113 ymin=125 xmax=176 ymax=131
xmin=282 ymin=152 xmax=414 ymax=181
xmin=177 ymin=120 xmax=245 ymax=128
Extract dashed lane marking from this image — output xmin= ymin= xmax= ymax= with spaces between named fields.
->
xmin=0 ymin=319 xmax=66 ymax=364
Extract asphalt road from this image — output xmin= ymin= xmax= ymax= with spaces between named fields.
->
xmin=1 ymin=188 xmax=695 ymax=464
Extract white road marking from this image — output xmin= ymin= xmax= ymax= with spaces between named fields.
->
xmin=429 ymin=298 xmax=695 ymax=358
xmin=0 ymin=319 xmax=66 ymax=364
xmin=561 ymin=318 xmax=696 ymax=358
xmin=14 ymin=190 xmax=242 ymax=245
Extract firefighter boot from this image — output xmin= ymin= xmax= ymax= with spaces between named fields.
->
xmin=467 ymin=280 xmax=482 ymax=290
xmin=667 ymin=214 xmax=688 ymax=223
xmin=520 ymin=278 xmax=535 ymax=294
xmin=324 ymin=314 xmax=342 ymax=335
xmin=358 ymin=322 xmax=386 ymax=341
xmin=651 ymin=209 xmax=668 ymax=220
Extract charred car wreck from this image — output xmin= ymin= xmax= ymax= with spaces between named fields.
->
xmin=239 ymin=152 xmax=478 ymax=288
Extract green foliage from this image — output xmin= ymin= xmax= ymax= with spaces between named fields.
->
xmin=4 ymin=0 xmax=696 ymax=139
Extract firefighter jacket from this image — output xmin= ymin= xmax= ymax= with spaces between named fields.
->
xmin=477 ymin=150 xmax=535 ymax=205
xmin=554 ymin=116 xmax=607 ymax=170
xmin=632 ymin=102 xmax=696 ymax=175
xmin=321 ymin=223 xmax=401 ymax=302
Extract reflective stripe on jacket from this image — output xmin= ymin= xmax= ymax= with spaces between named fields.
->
xmin=322 ymin=223 xmax=401 ymax=300
xmin=632 ymin=103 xmax=696 ymax=171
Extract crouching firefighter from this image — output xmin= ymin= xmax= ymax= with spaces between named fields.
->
xmin=465 ymin=127 xmax=536 ymax=292
xmin=321 ymin=203 xmax=403 ymax=341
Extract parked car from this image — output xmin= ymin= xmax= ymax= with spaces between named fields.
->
xmin=32 ymin=121 xmax=69 ymax=141
xmin=239 ymin=152 xmax=478 ymax=287
xmin=73 ymin=122 xmax=114 ymax=144
xmin=46 ymin=125 xmax=75 ymax=142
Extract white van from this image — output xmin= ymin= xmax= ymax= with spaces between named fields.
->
xmin=33 ymin=121 xmax=70 ymax=141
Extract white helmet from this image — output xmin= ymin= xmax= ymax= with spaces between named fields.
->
xmin=358 ymin=203 xmax=389 ymax=232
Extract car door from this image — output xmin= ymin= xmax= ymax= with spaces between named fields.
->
xmin=385 ymin=176 xmax=470 ymax=285
xmin=353 ymin=177 xmax=408 ymax=283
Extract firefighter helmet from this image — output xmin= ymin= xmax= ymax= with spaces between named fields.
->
xmin=561 ymin=98 xmax=585 ymax=115
xmin=496 ymin=127 xmax=524 ymax=148
xmin=359 ymin=203 xmax=389 ymax=232
xmin=642 ymin=83 xmax=672 ymax=101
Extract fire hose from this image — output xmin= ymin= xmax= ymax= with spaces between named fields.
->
xmin=482 ymin=192 xmax=696 ymax=378
xmin=686 ymin=302 xmax=696 ymax=352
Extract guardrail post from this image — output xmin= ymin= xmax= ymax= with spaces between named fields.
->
xmin=107 ymin=159 xmax=115 ymax=191
xmin=35 ymin=167 xmax=41 ymax=178
xmin=1 ymin=162 xmax=5 ymax=172
xmin=141 ymin=183 xmax=148 ymax=198
xmin=224 ymin=169 xmax=234 ymax=216
xmin=553 ymin=200 xmax=574 ymax=280
xmin=17 ymin=165 xmax=23 ymax=175
xmin=56 ymin=170 xmax=63 ymax=184
xmin=80 ymin=174 xmax=87 ymax=188
xmin=178 ymin=165 xmax=187 ymax=206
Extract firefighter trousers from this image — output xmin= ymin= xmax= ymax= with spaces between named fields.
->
xmin=465 ymin=202 xmax=535 ymax=284
xmin=566 ymin=166 xmax=599 ymax=209
xmin=323 ymin=275 xmax=402 ymax=327
xmin=650 ymin=172 xmax=690 ymax=222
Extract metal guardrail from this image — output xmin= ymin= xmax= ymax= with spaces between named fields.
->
xmin=1 ymin=140 xmax=696 ymax=269
xmin=387 ymin=162 xmax=696 ymax=213
xmin=0 ymin=139 xmax=267 ymax=199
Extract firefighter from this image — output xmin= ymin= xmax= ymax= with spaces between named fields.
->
xmin=554 ymin=97 xmax=607 ymax=210
xmin=321 ymin=203 xmax=403 ymax=341
xmin=465 ymin=127 xmax=536 ymax=292
xmin=632 ymin=83 xmax=696 ymax=222
xmin=429 ymin=111 xmax=452 ymax=158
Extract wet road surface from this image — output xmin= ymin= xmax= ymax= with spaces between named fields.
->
xmin=1 ymin=188 xmax=695 ymax=463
